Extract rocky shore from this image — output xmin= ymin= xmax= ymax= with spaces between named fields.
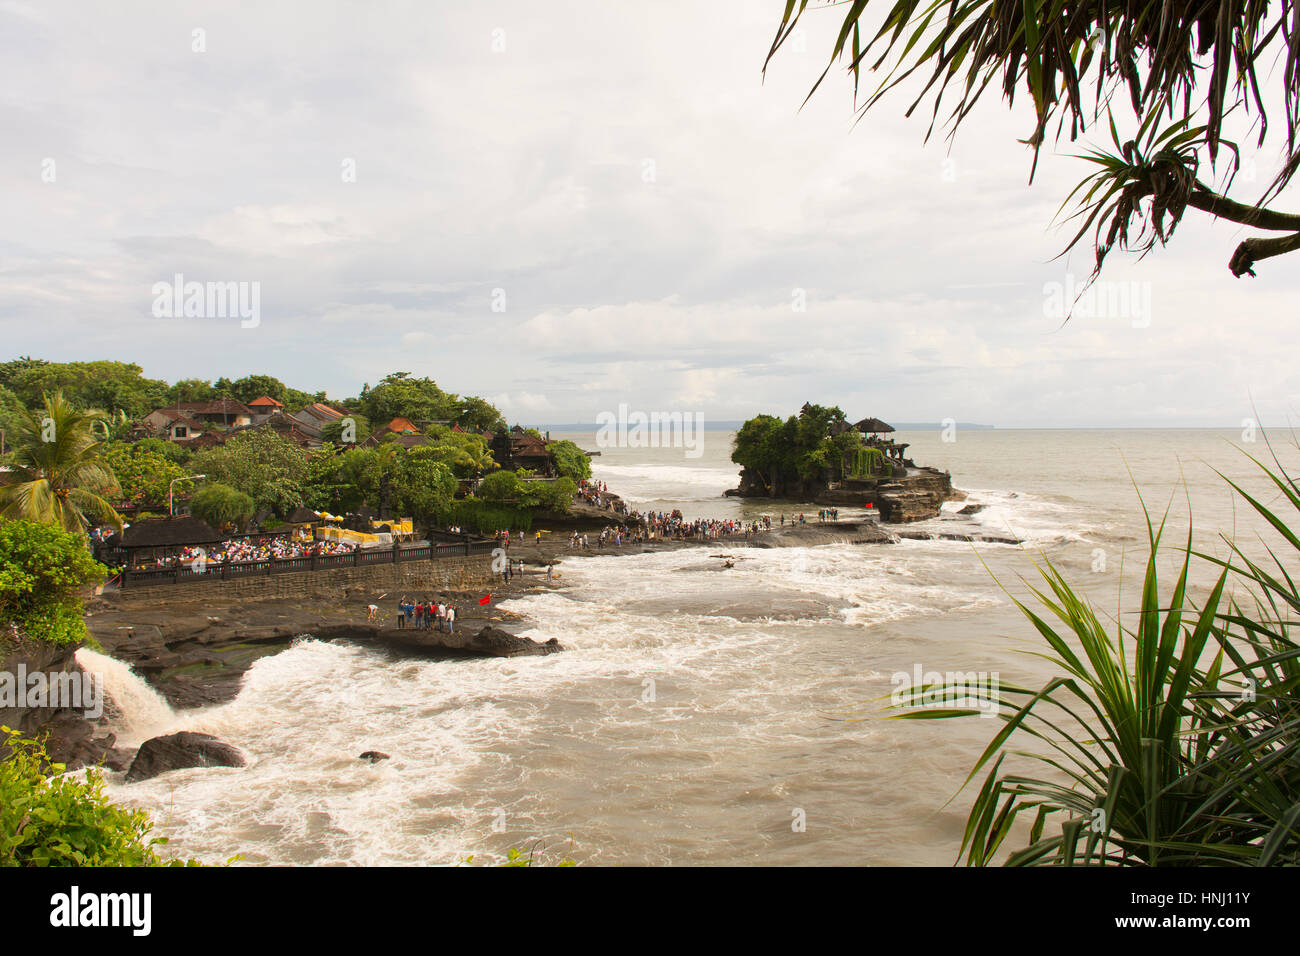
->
xmin=19 ymin=504 xmax=1022 ymax=779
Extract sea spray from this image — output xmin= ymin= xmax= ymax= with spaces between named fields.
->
xmin=75 ymin=648 xmax=176 ymax=746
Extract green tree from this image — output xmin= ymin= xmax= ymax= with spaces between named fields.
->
xmin=167 ymin=378 xmax=216 ymax=404
xmin=548 ymin=440 xmax=592 ymax=481
xmin=321 ymin=414 xmax=370 ymax=445
xmin=769 ymin=1 xmax=1300 ymax=279
xmin=189 ymin=482 xmax=255 ymax=531
xmin=0 ymin=393 xmax=122 ymax=532
xmin=193 ymin=429 xmax=310 ymax=516
xmin=0 ymin=519 xmax=107 ymax=646
xmin=134 ymin=437 xmax=193 ymax=465
xmin=356 ymin=372 xmax=461 ymax=425
xmin=477 ymin=469 xmax=525 ymax=501
xmin=526 ymin=476 xmax=577 ymax=512
xmin=10 ymin=362 xmax=168 ymax=419
xmin=457 ymin=395 xmax=508 ymax=433
xmin=393 ymin=451 xmax=458 ymax=530
xmin=101 ymin=442 xmax=189 ymax=507
xmin=224 ymin=374 xmax=286 ymax=405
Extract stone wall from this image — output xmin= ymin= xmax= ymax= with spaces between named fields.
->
xmin=104 ymin=555 xmax=497 ymax=604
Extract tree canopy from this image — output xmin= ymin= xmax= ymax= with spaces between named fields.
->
xmin=732 ymin=403 xmax=860 ymax=493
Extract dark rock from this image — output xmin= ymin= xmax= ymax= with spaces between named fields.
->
xmin=367 ymin=623 xmax=563 ymax=658
xmin=359 ymin=751 xmax=390 ymax=763
xmin=0 ymin=634 xmax=124 ymax=771
xmin=126 ymin=731 xmax=245 ymax=783
xmin=957 ymin=503 xmax=987 ymax=515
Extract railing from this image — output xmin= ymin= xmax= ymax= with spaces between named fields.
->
xmin=117 ymin=538 xmax=497 ymax=589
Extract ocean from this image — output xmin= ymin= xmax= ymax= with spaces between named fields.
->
xmin=92 ymin=427 xmax=1297 ymax=865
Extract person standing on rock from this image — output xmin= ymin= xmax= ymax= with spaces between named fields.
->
xmin=546 ymin=564 xmax=554 ymax=583
xmin=446 ymin=605 xmax=456 ymax=633
xmin=397 ymin=596 xmax=406 ymax=629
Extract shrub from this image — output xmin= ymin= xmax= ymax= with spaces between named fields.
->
xmin=547 ymin=440 xmax=591 ymax=481
xmin=0 ymin=520 xmax=106 ymax=647
xmin=188 ymin=483 xmax=255 ymax=531
xmin=0 ymin=727 xmax=199 ymax=866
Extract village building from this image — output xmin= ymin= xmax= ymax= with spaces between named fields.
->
xmin=247 ymin=395 xmax=285 ymax=424
xmin=290 ymin=401 xmax=349 ymax=432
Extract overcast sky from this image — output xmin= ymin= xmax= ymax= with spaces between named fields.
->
xmin=2 ymin=0 xmax=1297 ymax=427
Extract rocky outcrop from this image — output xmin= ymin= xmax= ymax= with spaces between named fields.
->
xmin=376 ymin=625 xmax=563 ymax=658
xmin=86 ymin=589 xmax=563 ymax=709
xmin=729 ymin=466 xmax=958 ymax=524
xmin=874 ymin=469 xmax=955 ymax=523
xmin=747 ymin=521 xmax=894 ymax=548
xmin=0 ymin=632 xmax=129 ymax=771
xmin=125 ymin=731 xmax=245 ymax=783
xmin=359 ymin=751 xmax=390 ymax=763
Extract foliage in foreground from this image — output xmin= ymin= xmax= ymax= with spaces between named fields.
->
xmin=0 ymin=728 xmax=201 ymax=867
xmin=894 ymin=449 xmax=1300 ymax=865
xmin=767 ymin=2 xmax=1300 ymax=278
xmin=0 ymin=519 xmax=106 ymax=647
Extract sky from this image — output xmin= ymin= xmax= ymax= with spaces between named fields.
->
xmin=2 ymin=0 xmax=1297 ymax=428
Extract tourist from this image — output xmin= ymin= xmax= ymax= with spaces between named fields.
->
xmin=397 ymin=596 xmax=406 ymax=629
xmin=367 ymin=603 xmax=379 ymax=622
xmin=446 ymin=605 xmax=455 ymax=633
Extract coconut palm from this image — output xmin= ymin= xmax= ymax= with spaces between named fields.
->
xmin=0 ymin=391 xmax=123 ymax=533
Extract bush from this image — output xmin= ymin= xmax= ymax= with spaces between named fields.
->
xmin=527 ymin=477 xmax=577 ymax=512
xmin=0 ymin=520 xmax=107 ymax=647
xmin=477 ymin=470 xmax=524 ymax=501
xmin=0 ymin=727 xmax=200 ymax=866
xmin=189 ymin=483 xmax=255 ymax=531
xmin=439 ymin=499 xmax=532 ymax=534
xmin=547 ymin=440 xmax=591 ymax=481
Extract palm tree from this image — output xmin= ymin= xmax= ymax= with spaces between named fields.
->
xmin=767 ymin=1 xmax=1300 ymax=279
xmin=0 ymin=391 xmax=123 ymax=533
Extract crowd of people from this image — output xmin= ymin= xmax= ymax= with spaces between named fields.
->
xmin=576 ymin=479 xmax=629 ymax=515
xmin=148 ymin=534 xmax=357 ymax=568
xmin=390 ymin=597 xmax=457 ymax=632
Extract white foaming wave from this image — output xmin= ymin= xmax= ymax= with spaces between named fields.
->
xmin=75 ymin=647 xmax=179 ymax=747
xmin=100 ymin=538 xmax=1009 ymax=866
xmin=589 ymin=463 xmax=740 ymax=502
xmin=540 ymin=545 xmax=1002 ymax=631
xmin=105 ymin=638 xmax=560 ymax=865
xmin=929 ymin=488 xmax=1093 ymax=546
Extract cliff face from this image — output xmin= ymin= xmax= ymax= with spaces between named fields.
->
xmin=0 ymin=632 xmax=127 ymax=771
xmin=728 ymin=466 xmax=956 ymax=523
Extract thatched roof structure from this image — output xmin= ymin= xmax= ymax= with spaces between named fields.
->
xmin=284 ymin=506 xmax=319 ymax=524
xmin=854 ymin=417 xmax=895 ymax=434
xmin=119 ymin=516 xmax=221 ymax=549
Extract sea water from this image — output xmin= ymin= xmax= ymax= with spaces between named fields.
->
xmin=100 ymin=428 xmax=1294 ymax=865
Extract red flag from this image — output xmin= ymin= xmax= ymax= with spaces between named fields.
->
xmin=479 ymin=594 xmax=492 ymax=606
